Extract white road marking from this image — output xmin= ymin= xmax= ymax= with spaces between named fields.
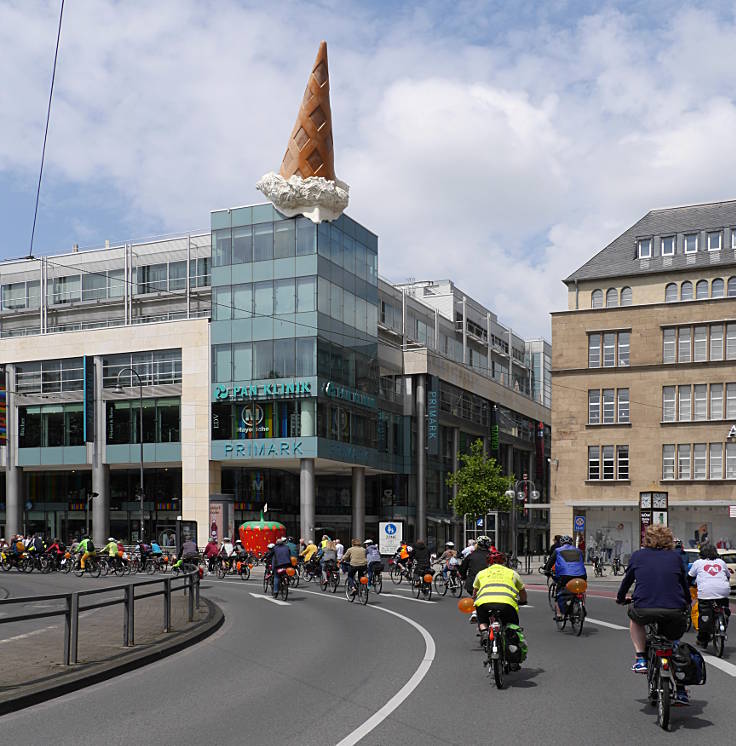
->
xmin=702 ymin=654 xmax=736 ymax=678
xmin=248 ymin=592 xmax=290 ymax=606
xmin=0 ymin=624 xmax=58 ymax=644
xmin=585 ymin=618 xmax=628 ymax=630
xmin=336 ymin=605 xmax=436 ymax=746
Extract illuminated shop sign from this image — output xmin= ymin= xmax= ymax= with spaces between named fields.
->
xmin=324 ymin=382 xmax=376 ymax=409
xmin=223 ymin=440 xmax=306 ymax=458
xmin=214 ymin=380 xmax=312 ymax=401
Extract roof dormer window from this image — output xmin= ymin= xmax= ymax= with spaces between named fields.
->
xmin=684 ymin=233 xmax=698 ymax=254
xmin=707 ymin=231 xmax=722 ymax=251
xmin=637 ymin=238 xmax=652 ymax=259
xmin=661 ymin=236 xmax=675 ymax=256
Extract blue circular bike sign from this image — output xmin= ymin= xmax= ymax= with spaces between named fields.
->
xmin=384 ymin=523 xmax=397 ymax=536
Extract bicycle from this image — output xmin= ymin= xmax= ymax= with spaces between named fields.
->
xmin=389 ymin=558 xmax=413 ymax=585
xmin=482 ymin=612 xmax=509 ymax=690
xmin=73 ymin=554 xmax=101 ymax=578
xmin=434 ymin=564 xmax=463 ymax=598
xmin=369 ymin=564 xmax=383 ymax=595
xmin=412 ymin=569 xmax=433 ymax=601
xmin=611 ymin=555 xmax=623 ymax=576
xmin=263 ymin=565 xmax=289 ymax=601
xmin=593 ymin=555 xmax=606 ymax=578
xmin=171 ymin=557 xmax=200 ymax=576
xmin=701 ymin=600 xmax=729 ymax=658
xmin=541 ymin=570 xmax=558 ymax=611
xmin=320 ymin=562 xmax=340 ymax=593
xmin=555 ymin=578 xmax=586 ymax=636
xmin=345 ymin=569 xmax=369 ymax=605
xmin=236 ymin=558 xmax=251 ymax=581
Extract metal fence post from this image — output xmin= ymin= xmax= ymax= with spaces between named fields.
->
xmin=127 ymin=584 xmax=135 ymax=646
xmin=195 ymin=572 xmax=200 ymax=609
xmin=63 ymin=593 xmax=72 ymax=666
xmin=163 ymin=577 xmax=171 ymax=633
xmin=187 ymin=573 xmax=194 ymax=622
xmin=70 ymin=592 xmax=79 ymax=664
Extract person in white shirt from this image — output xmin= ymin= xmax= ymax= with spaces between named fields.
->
xmin=689 ymin=544 xmax=731 ymax=648
xmin=335 ymin=538 xmax=344 ymax=562
xmin=220 ymin=538 xmax=235 ymax=569
xmin=461 ymin=540 xmax=476 ymax=559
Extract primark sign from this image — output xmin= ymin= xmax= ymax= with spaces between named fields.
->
xmin=214 ymin=379 xmax=312 ymax=401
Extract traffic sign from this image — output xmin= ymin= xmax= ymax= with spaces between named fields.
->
xmin=379 ymin=521 xmax=402 ymax=555
xmin=476 ymin=518 xmax=484 ymax=527
xmin=729 ymin=505 xmax=736 ymax=518
xmin=574 ymin=515 xmax=586 ymax=532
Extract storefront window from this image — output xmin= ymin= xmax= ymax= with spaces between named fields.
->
xmin=106 ymin=399 xmax=180 ymax=444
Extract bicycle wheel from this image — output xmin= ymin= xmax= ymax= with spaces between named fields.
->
xmin=412 ymin=578 xmax=421 ymax=599
xmin=713 ymin=630 xmax=725 ymax=658
xmin=373 ymin=574 xmax=383 ymax=595
xmin=656 ymin=673 xmax=671 ymax=731
xmin=279 ymin=578 xmax=289 ymax=601
xmin=547 ymin=583 xmax=556 ymax=611
xmin=345 ymin=581 xmax=356 ymax=602
xmin=571 ymin=600 xmax=585 ymax=636
xmin=331 ymin=571 xmax=339 ymax=593
xmin=424 ymin=582 xmax=432 ymax=601
xmin=360 ymin=581 xmax=369 ymax=605
xmin=320 ymin=573 xmax=328 ymax=592
xmin=390 ymin=566 xmax=402 ymax=585
xmin=217 ymin=563 xmax=226 ymax=579
xmin=555 ymin=611 xmax=567 ymax=632
xmin=434 ymin=574 xmax=448 ymax=597
xmin=263 ymin=575 xmax=270 ymax=594
xmin=450 ymin=577 xmax=463 ymax=598
xmin=99 ymin=559 xmax=109 ymax=577
xmin=240 ymin=565 xmax=250 ymax=581
xmin=74 ymin=562 xmax=85 ymax=578
xmin=492 ymin=656 xmax=505 ymax=689
xmin=90 ymin=559 xmax=101 ymax=578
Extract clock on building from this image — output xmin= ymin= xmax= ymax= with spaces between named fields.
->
xmin=640 ymin=492 xmax=651 ymax=508
xmin=653 ymin=493 xmax=668 ymax=509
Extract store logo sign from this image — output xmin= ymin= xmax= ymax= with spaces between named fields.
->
xmin=728 ymin=425 xmax=736 ymax=439
xmin=324 ymin=382 xmax=376 ymax=409
xmin=214 ymin=380 xmax=312 ymax=401
xmin=223 ymin=440 xmax=304 ymax=458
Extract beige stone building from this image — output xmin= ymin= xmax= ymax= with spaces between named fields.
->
xmin=552 ymin=200 xmax=736 ymax=557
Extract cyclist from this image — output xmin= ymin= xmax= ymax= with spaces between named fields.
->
xmin=616 ymin=525 xmax=690 ymax=704
xmin=203 ymin=536 xmax=219 ymax=574
xmin=394 ymin=542 xmax=411 ymax=578
xmin=409 ymin=540 xmax=432 ymax=582
xmin=674 ymin=539 xmax=689 ymax=575
xmin=364 ymin=539 xmax=382 ymax=584
xmin=102 ymin=537 xmax=120 ymax=571
xmin=460 ymin=536 xmax=494 ymax=623
xmin=173 ymin=536 xmax=200 ymax=571
xmin=77 ymin=535 xmax=96 ymax=570
xmin=543 ymin=535 xmax=586 ymax=622
xmin=473 ymin=550 xmax=527 ymax=664
xmin=45 ymin=537 xmax=65 ymax=570
xmin=688 ymin=544 xmax=731 ymax=649
xmin=271 ymin=537 xmax=292 ymax=598
xmin=320 ymin=539 xmax=338 ymax=580
xmin=219 ymin=537 xmax=235 ymax=573
xmin=300 ymin=538 xmax=318 ymax=563
xmin=436 ymin=542 xmax=457 ymax=580
xmin=341 ymin=538 xmax=368 ymax=597
xmin=335 ymin=537 xmax=345 ymax=565
xmin=286 ymin=536 xmax=299 ymax=560
xmin=461 ymin=539 xmax=476 ymax=559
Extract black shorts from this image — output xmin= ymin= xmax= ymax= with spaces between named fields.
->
xmin=627 ymin=607 xmax=688 ymax=640
xmin=476 ymin=604 xmax=519 ymax=626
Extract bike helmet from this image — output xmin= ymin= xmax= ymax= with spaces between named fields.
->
xmin=223 ymin=537 xmax=231 ymax=542
xmin=267 ymin=543 xmax=275 ymax=549
xmin=445 ymin=541 xmax=455 ymax=548
xmin=487 ymin=550 xmax=507 ymax=566
xmin=560 ymin=535 xmax=574 ymax=545
xmin=363 ymin=539 xmax=373 ymax=545
xmin=107 ymin=537 xmax=115 ymax=542
xmin=476 ymin=536 xmax=491 ymax=549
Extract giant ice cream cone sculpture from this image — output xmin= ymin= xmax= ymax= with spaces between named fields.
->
xmin=257 ymin=41 xmax=349 ymax=223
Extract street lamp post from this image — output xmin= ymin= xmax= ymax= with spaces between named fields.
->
xmin=505 ymin=476 xmax=538 ymax=566
xmin=113 ymin=367 xmax=145 ymax=541
xmin=85 ymin=491 xmax=99 ymax=537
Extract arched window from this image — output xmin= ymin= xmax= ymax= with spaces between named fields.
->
xmin=696 ymin=280 xmax=708 ymax=299
xmin=712 ymin=278 xmax=724 ymax=298
xmin=728 ymin=277 xmax=736 ymax=297
xmin=665 ymin=283 xmax=678 ymax=303
xmin=606 ymin=288 xmax=618 ymax=308
xmin=681 ymin=281 xmax=693 ymax=301
xmin=591 ymin=289 xmax=603 ymax=308
xmin=620 ymin=286 xmax=632 ymax=306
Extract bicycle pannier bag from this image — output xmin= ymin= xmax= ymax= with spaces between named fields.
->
xmin=505 ymin=624 xmax=528 ymax=663
xmin=671 ymin=642 xmax=706 ymax=686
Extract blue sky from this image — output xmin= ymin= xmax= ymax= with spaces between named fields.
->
xmin=2 ymin=0 xmax=736 ymax=337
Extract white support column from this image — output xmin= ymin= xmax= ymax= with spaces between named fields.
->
xmin=351 ymin=467 xmax=365 ymax=540
xmin=300 ymin=459 xmax=315 ymax=542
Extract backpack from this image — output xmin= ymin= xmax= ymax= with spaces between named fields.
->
xmin=671 ymin=642 xmax=706 ymax=686
xmin=505 ymin=624 xmax=528 ymax=663
xmin=86 ymin=540 xmax=95 ymax=553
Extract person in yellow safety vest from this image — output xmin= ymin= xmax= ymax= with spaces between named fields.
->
xmin=77 ymin=536 xmax=96 ymax=569
xmin=473 ymin=550 xmax=527 ymax=655
xmin=320 ymin=534 xmax=330 ymax=549
xmin=300 ymin=540 xmax=318 ymax=562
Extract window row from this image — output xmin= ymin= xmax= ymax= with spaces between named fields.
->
xmin=136 ymin=258 xmax=210 ymax=295
xmin=102 ymin=350 xmax=182 ymax=388
xmin=638 ymin=230 xmax=736 ymax=259
xmin=662 ymin=442 xmax=736 ymax=480
xmin=16 ymin=357 xmax=84 ymax=394
xmin=588 ymin=331 xmax=630 ymax=368
xmin=588 ymin=388 xmax=629 ymax=424
xmin=587 ymin=445 xmax=629 ymax=480
xmin=106 ymin=398 xmax=181 ymax=444
xmin=212 ymin=338 xmax=317 ymax=382
xmin=662 ymin=323 xmax=736 ymax=364
xmin=213 ymin=218 xmax=316 ymax=266
xmin=212 ymin=277 xmax=317 ymax=321
xmin=662 ymin=383 xmax=736 ymax=422
xmin=664 ymin=277 xmax=736 ymax=303
xmin=317 ymin=277 xmax=378 ymax=336
xmin=590 ymin=287 xmax=632 ymax=308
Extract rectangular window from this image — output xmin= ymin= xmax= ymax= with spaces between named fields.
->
xmin=727 ymin=442 xmax=736 ymax=479
xmin=662 ymin=386 xmax=676 ymax=422
xmin=296 ymin=276 xmax=316 ymax=313
xmin=617 ymin=388 xmax=630 ymax=423
xmin=295 ymin=337 xmax=316 ymax=377
xmin=603 ymin=333 xmax=616 ymax=367
xmin=273 ymin=221 xmax=295 ymax=259
xmin=678 ymin=444 xmax=691 ymax=479
xmin=617 ymin=332 xmax=630 ymax=366
xmin=678 ymin=327 xmax=691 ymax=363
xmin=663 ymin=328 xmax=676 ymax=363
xmin=296 ymin=217 xmax=316 ymax=256
xmin=710 ymin=443 xmax=723 ymax=479
xmin=707 ymin=231 xmax=722 ymax=251
xmin=617 ymin=445 xmax=629 ymax=480
xmin=710 ymin=324 xmax=724 ymax=361
xmin=678 ymin=385 xmax=691 ymax=421
xmin=638 ymin=238 xmax=652 ymax=258
xmin=710 ymin=383 xmax=723 ymax=419
xmin=168 ymin=262 xmax=186 ymax=290
xmin=727 ymin=324 xmax=736 ymax=360
xmin=253 ymin=223 xmax=274 ymax=261
xmin=232 ymin=284 xmax=253 ymax=319
xmin=212 ymin=344 xmax=231 ymax=383
xmin=588 ymin=446 xmax=600 ymax=480
xmin=213 ymin=286 xmax=232 ymax=321
xmin=727 ymin=383 xmax=736 ymax=419
xmin=81 ymin=273 xmax=107 ymax=301
xmin=588 ymin=390 xmax=600 ymax=424
xmin=663 ymin=444 xmax=675 ymax=479
xmin=693 ymin=384 xmax=707 ymax=420
xmin=232 ymin=342 xmax=252 ymax=381
xmin=588 ymin=334 xmax=601 ymax=368
xmin=232 ymin=226 xmax=253 ymax=264
xmin=602 ymin=389 xmax=615 ymax=424
xmin=602 ymin=445 xmax=615 ymax=480
xmin=693 ymin=443 xmax=707 ymax=479
xmin=661 ymin=236 xmax=675 ymax=256
xmin=693 ymin=326 xmax=707 ymax=362
xmin=273 ymin=338 xmax=295 ymax=378
xmin=254 ymin=281 xmax=273 ymax=317
xmin=274 ymin=278 xmax=295 ymax=315
xmin=252 ymin=340 xmax=273 ymax=379
xmin=684 ymin=233 xmax=698 ymax=253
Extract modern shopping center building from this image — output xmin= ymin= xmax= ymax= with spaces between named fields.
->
xmin=0 ymin=204 xmax=550 ymax=548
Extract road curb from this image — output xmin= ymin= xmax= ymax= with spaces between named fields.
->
xmin=0 ymin=597 xmax=224 ymax=716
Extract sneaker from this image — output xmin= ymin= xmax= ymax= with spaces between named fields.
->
xmin=673 ymin=689 xmax=690 ymax=706
xmin=469 ymin=611 xmax=478 ymax=624
xmin=553 ymin=615 xmax=563 ymax=623
xmin=631 ymin=658 xmax=647 ymax=674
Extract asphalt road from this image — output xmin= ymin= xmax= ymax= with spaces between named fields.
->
xmin=1 ymin=570 xmax=735 ymax=745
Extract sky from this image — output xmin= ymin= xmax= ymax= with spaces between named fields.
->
xmin=2 ymin=0 xmax=736 ymax=340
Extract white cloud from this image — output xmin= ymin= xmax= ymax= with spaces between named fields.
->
xmin=2 ymin=1 xmax=736 ymax=338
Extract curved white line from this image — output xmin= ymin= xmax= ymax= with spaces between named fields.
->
xmin=335 ymin=605 xmax=436 ymax=746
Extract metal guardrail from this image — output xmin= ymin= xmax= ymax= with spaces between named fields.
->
xmin=0 ymin=569 xmax=201 ymax=665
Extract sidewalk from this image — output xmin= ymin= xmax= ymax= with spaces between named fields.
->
xmin=0 ymin=587 xmax=223 ymax=714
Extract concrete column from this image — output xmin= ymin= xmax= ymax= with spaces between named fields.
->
xmin=4 ymin=364 xmax=22 ymax=538
xmin=300 ymin=399 xmax=315 ymax=437
xmin=92 ymin=356 xmax=110 ymax=546
xmin=451 ymin=426 xmax=460 ymax=546
xmin=415 ymin=374 xmax=427 ymax=542
xmin=351 ymin=467 xmax=365 ymax=540
xmin=462 ymin=296 xmax=467 ymax=365
xmin=300 ymin=458 xmax=315 ymax=542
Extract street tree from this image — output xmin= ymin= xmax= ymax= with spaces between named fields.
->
xmin=447 ymin=439 xmax=513 ymax=518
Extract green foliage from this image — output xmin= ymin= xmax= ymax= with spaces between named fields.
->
xmin=446 ymin=439 xmax=513 ymax=518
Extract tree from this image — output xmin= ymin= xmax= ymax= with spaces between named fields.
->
xmin=446 ymin=439 xmax=513 ymax=518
